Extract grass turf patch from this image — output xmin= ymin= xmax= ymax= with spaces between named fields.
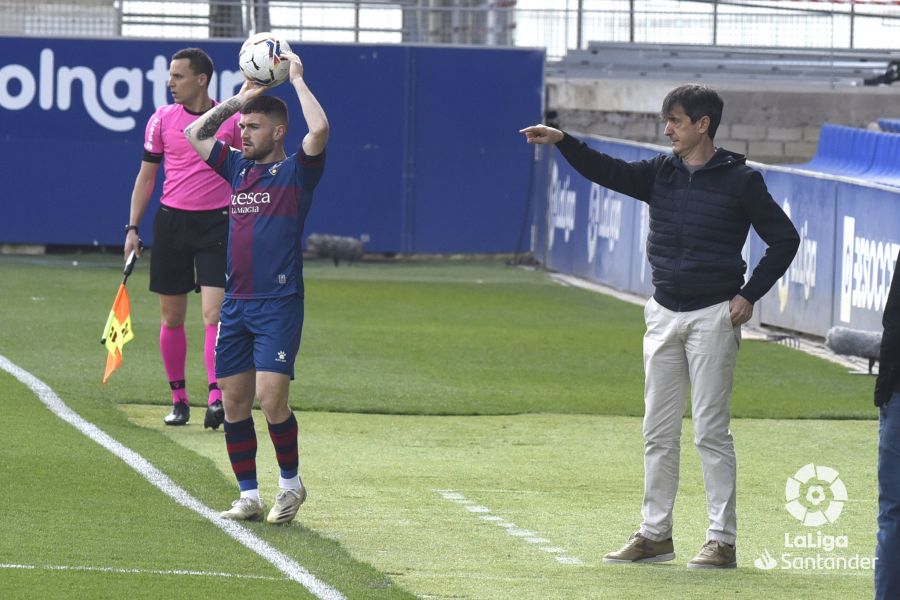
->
xmin=125 ymin=405 xmax=878 ymax=600
xmin=0 ymin=254 xmax=876 ymax=419
xmin=0 ymin=369 xmax=415 ymax=600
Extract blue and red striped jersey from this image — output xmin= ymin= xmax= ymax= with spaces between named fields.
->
xmin=207 ymin=140 xmax=325 ymax=299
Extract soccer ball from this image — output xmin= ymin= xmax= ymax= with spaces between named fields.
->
xmin=238 ymin=32 xmax=291 ymax=86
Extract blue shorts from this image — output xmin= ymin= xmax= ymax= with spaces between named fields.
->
xmin=215 ymin=295 xmax=304 ymax=379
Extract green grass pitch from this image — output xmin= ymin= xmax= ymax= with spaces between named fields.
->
xmin=0 ymin=254 xmax=879 ymax=599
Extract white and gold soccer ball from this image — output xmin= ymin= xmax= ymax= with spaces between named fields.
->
xmin=238 ymin=32 xmax=291 ymax=86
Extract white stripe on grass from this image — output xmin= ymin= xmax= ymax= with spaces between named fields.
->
xmin=0 ymin=355 xmax=345 ymax=600
xmin=435 ymin=489 xmax=583 ymax=566
xmin=0 ymin=563 xmax=286 ymax=581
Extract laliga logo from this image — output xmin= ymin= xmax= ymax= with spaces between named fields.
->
xmin=785 ymin=463 xmax=847 ymax=527
xmin=586 ymin=184 xmax=622 ymax=263
xmin=638 ymin=203 xmax=650 ymax=283
xmin=776 ymin=199 xmax=817 ymax=313
xmin=547 ymin=161 xmax=576 ymax=250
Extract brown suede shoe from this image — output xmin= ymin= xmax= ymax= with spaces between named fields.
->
xmin=687 ymin=540 xmax=737 ymax=569
xmin=602 ymin=532 xmax=676 ymax=564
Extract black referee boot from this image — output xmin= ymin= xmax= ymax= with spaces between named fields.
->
xmin=164 ymin=401 xmax=190 ymax=426
xmin=204 ymin=400 xmax=225 ymax=430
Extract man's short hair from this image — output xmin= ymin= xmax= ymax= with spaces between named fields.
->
xmin=661 ymin=84 xmax=724 ymax=140
xmin=172 ymin=48 xmax=214 ymax=87
xmin=241 ymin=95 xmax=289 ymax=127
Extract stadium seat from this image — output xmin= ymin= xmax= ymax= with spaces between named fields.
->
xmin=878 ymin=118 xmax=900 ymax=133
xmin=860 ymin=130 xmax=900 ymax=187
xmin=795 ymin=123 xmax=879 ymax=177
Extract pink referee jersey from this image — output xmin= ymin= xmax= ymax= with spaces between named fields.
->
xmin=143 ymin=102 xmax=242 ymax=211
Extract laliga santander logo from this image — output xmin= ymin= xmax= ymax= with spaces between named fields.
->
xmin=547 ymin=161 xmax=576 ymax=250
xmin=586 ymin=183 xmax=622 ymax=264
xmin=753 ymin=463 xmax=874 ymax=572
xmin=785 ymin=463 xmax=847 ymax=527
xmin=775 ymin=198 xmax=817 ymax=313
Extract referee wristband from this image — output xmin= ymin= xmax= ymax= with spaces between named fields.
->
xmin=124 ymin=225 xmax=139 ymax=235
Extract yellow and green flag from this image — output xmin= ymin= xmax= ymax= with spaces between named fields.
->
xmin=101 ymin=283 xmax=134 ymax=383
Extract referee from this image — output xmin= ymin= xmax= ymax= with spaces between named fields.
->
xmin=124 ymin=48 xmax=241 ymax=429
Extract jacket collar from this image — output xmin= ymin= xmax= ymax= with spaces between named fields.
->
xmin=670 ymin=147 xmax=746 ymax=173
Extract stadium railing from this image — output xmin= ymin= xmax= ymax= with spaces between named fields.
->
xmin=548 ymin=42 xmax=898 ymax=86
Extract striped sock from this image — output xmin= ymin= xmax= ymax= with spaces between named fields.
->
xmin=267 ymin=413 xmax=299 ymax=483
xmin=224 ymin=417 xmax=258 ymax=492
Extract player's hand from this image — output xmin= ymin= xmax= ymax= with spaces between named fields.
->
xmin=519 ymin=125 xmax=564 ymax=145
xmin=238 ymin=79 xmax=269 ymax=99
xmin=281 ymin=51 xmax=304 ymax=82
xmin=124 ymin=230 xmax=143 ymax=260
xmin=729 ymin=294 xmax=753 ymax=326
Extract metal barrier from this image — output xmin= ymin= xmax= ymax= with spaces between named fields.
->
xmin=1 ymin=1 xmax=899 ymax=59
xmin=550 ymin=41 xmax=899 ymax=85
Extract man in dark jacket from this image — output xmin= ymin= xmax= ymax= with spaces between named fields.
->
xmin=876 ymin=249 xmax=900 ymax=599
xmin=521 ymin=84 xmax=799 ymax=569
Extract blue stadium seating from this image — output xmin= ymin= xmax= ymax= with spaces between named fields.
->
xmin=860 ymin=130 xmax=900 ymax=187
xmin=878 ymin=118 xmax=900 ymax=133
xmin=796 ymin=123 xmax=879 ymax=177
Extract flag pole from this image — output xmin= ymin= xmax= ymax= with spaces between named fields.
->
xmin=101 ymin=250 xmax=139 ymax=345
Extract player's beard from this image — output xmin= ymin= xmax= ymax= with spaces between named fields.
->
xmin=242 ymin=138 xmax=273 ymax=161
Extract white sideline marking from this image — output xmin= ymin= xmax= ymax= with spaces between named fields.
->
xmin=0 ymin=563 xmax=285 ymax=581
xmin=0 ymin=355 xmax=345 ymax=600
xmin=435 ymin=489 xmax=583 ymax=566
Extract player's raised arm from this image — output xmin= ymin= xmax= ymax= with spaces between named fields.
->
xmin=283 ymin=51 xmax=329 ymax=157
xmin=184 ymin=81 xmax=266 ymax=160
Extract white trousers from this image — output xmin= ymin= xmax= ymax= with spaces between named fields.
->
xmin=639 ymin=297 xmax=740 ymax=545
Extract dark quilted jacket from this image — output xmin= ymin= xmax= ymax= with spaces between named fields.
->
xmin=876 ymin=249 xmax=900 ymax=406
xmin=556 ymin=133 xmax=800 ymax=312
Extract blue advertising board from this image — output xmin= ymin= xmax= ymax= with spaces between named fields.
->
xmin=538 ymin=135 xmax=659 ymax=295
xmin=833 ymin=182 xmax=900 ymax=332
xmin=752 ymin=168 xmax=837 ymax=336
xmin=0 ymin=37 xmax=543 ymax=253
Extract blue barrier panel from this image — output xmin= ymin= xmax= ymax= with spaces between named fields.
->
xmin=588 ymin=140 xmax=648 ymax=293
xmin=751 ymin=168 xmax=837 ymax=336
xmin=834 ymin=182 xmax=900 ymax=331
xmin=410 ymin=47 xmax=544 ymax=253
xmin=542 ymin=156 xmax=580 ymax=276
xmin=0 ymin=38 xmax=543 ymax=253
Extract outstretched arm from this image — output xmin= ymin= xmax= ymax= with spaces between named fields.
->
xmin=184 ymin=81 xmax=266 ymax=160
xmin=520 ymin=124 xmax=564 ymax=145
xmin=283 ymin=51 xmax=329 ymax=156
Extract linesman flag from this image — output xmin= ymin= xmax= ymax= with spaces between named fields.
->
xmin=101 ymin=250 xmax=138 ymax=383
